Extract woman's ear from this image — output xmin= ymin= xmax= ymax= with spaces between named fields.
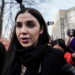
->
xmin=40 ymin=28 xmax=44 ymax=34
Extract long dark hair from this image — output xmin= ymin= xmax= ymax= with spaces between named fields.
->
xmin=2 ymin=8 xmax=49 ymax=75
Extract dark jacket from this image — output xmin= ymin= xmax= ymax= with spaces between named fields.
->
xmin=40 ymin=46 xmax=66 ymax=75
xmin=0 ymin=43 xmax=6 ymax=74
xmin=2 ymin=44 xmax=67 ymax=75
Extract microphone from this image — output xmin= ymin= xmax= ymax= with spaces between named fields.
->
xmin=63 ymin=63 xmax=75 ymax=75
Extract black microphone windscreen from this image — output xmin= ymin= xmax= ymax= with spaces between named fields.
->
xmin=63 ymin=63 xmax=75 ymax=75
xmin=63 ymin=63 xmax=73 ymax=71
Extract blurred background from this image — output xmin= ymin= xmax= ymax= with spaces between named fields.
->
xmin=0 ymin=0 xmax=75 ymax=40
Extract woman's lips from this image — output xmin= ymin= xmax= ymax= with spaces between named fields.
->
xmin=20 ymin=38 xmax=30 ymax=43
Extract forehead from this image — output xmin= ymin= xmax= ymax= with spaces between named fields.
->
xmin=16 ymin=12 xmax=38 ymax=22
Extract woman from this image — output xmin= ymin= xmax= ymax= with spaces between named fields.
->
xmin=65 ymin=29 xmax=75 ymax=65
xmin=2 ymin=7 xmax=67 ymax=75
xmin=65 ymin=29 xmax=75 ymax=52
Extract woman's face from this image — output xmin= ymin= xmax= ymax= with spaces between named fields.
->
xmin=16 ymin=12 xmax=43 ymax=48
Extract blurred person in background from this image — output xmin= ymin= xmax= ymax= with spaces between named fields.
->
xmin=51 ymin=38 xmax=75 ymax=65
xmin=51 ymin=38 xmax=66 ymax=52
xmin=65 ymin=29 xmax=75 ymax=52
xmin=65 ymin=29 xmax=75 ymax=65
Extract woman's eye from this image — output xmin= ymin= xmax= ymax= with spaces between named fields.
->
xmin=16 ymin=22 xmax=22 ymax=28
xmin=26 ymin=21 xmax=35 ymax=28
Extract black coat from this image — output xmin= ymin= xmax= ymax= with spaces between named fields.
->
xmin=2 ymin=45 xmax=67 ymax=75
xmin=40 ymin=46 xmax=66 ymax=75
xmin=0 ymin=43 xmax=6 ymax=75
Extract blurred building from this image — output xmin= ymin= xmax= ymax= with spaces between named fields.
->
xmin=52 ymin=7 xmax=75 ymax=40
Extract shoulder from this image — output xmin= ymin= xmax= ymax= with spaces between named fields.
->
xmin=42 ymin=45 xmax=66 ymax=72
xmin=70 ymin=37 xmax=75 ymax=41
xmin=44 ymin=45 xmax=66 ymax=63
xmin=45 ymin=45 xmax=64 ymax=56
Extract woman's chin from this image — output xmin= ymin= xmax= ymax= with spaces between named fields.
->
xmin=20 ymin=43 xmax=32 ymax=48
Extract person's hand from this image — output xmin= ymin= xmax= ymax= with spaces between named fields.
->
xmin=0 ymin=37 xmax=10 ymax=50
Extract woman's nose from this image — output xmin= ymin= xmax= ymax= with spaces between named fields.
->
xmin=21 ymin=26 xmax=28 ymax=34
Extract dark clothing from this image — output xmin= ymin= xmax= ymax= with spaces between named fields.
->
xmin=69 ymin=37 xmax=75 ymax=52
xmin=0 ymin=43 xmax=6 ymax=74
xmin=64 ymin=52 xmax=75 ymax=65
xmin=2 ymin=44 xmax=67 ymax=75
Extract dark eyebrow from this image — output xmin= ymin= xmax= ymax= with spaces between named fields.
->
xmin=26 ymin=20 xmax=36 ymax=24
xmin=26 ymin=20 xmax=35 ymax=22
xmin=15 ymin=22 xmax=22 ymax=25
